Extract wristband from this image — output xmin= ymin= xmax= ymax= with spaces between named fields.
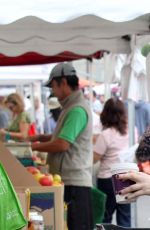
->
xmin=5 ymin=132 xmax=11 ymax=141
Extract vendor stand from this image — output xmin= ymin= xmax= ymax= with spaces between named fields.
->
xmin=0 ymin=142 xmax=64 ymax=230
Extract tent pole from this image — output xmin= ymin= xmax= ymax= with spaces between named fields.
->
xmin=129 ymin=35 xmax=137 ymax=228
xmin=128 ymin=98 xmax=137 ymax=228
xmin=128 ymin=99 xmax=135 ymax=147
xmin=103 ymin=52 xmax=111 ymax=100
xmin=86 ymin=58 xmax=93 ymax=106
xmin=16 ymin=84 xmax=24 ymax=96
xmin=146 ymin=53 xmax=150 ymax=102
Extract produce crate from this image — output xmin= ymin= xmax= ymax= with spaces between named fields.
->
xmin=0 ymin=143 xmax=64 ymax=230
xmin=17 ymin=157 xmax=36 ymax=167
xmin=5 ymin=142 xmax=33 ymax=158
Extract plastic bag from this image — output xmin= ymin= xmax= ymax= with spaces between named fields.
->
xmin=0 ymin=162 xmax=27 ymax=229
xmin=91 ymin=186 xmax=107 ymax=227
xmin=28 ymin=122 xmax=37 ymax=136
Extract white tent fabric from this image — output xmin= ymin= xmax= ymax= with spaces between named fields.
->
xmin=121 ymin=48 xmax=147 ymax=101
xmin=0 ymin=14 xmax=149 ymax=56
xmin=0 ymin=0 xmax=149 ymax=56
xmin=0 ymin=65 xmax=52 ymax=85
xmin=0 ymin=1 xmax=149 ymax=68
xmin=0 ymin=0 xmax=150 ymax=24
xmin=0 ymin=0 xmax=149 ymax=103
xmin=103 ymin=53 xmax=117 ymax=98
xmin=0 ymin=16 xmax=132 ymax=55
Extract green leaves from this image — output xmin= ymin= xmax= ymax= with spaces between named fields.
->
xmin=141 ymin=44 xmax=150 ymax=57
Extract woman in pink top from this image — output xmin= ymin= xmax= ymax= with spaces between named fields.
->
xmin=94 ymin=97 xmax=131 ymax=227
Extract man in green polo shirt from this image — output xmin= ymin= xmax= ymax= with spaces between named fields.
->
xmin=30 ymin=62 xmax=93 ymax=230
xmin=58 ymin=106 xmax=87 ymax=143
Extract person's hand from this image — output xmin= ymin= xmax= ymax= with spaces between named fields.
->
xmin=24 ymin=134 xmax=40 ymax=143
xmin=0 ymin=129 xmax=6 ymax=135
xmin=31 ymin=142 xmax=39 ymax=151
xmin=119 ymin=171 xmax=150 ymax=200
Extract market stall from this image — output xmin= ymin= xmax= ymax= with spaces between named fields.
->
xmin=0 ymin=142 xmax=64 ymax=230
xmin=0 ymin=1 xmax=150 ymax=229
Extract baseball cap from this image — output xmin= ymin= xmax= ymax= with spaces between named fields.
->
xmin=45 ymin=62 xmax=76 ymax=87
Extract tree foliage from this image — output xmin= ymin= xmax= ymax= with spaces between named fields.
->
xmin=141 ymin=44 xmax=150 ymax=57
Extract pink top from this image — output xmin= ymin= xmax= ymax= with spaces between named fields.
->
xmin=94 ymin=127 xmax=137 ymax=178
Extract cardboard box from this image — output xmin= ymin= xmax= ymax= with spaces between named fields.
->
xmin=16 ymin=189 xmax=30 ymax=230
xmin=4 ymin=142 xmax=33 ymax=158
xmin=0 ymin=142 xmax=64 ymax=230
xmin=16 ymin=186 xmax=64 ymax=230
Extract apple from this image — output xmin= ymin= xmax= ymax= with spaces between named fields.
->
xmin=32 ymin=156 xmax=38 ymax=161
xmin=44 ymin=173 xmax=53 ymax=180
xmin=33 ymin=173 xmax=44 ymax=182
xmin=26 ymin=166 xmax=40 ymax=175
xmin=53 ymin=174 xmax=61 ymax=183
xmin=32 ymin=156 xmax=42 ymax=164
xmin=45 ymin=173 xmax=54 ymax=185
xmin=39 ymin=175 xmax=53 ymax=186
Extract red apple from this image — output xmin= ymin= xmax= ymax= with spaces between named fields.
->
xmin=32 ymin=156 xmax=38 ymax=161
xmin=26 ymin=166 xmax=40 ymax=175
xmin=44 ymin=173 xmax=53 ymax=181
xmin=39 ymin=175 xmax=53 ymax=186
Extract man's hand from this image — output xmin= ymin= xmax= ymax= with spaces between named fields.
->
xmin=25 ymin=134 xmax=52 ymax=143
xmin=31 ymin=142 xmax=40 ymax=151
xmin=25 ymin=134 xmax=40 ymax=142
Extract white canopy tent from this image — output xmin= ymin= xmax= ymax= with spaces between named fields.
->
xmin=0 ymin=0 xmax=149 ymax=102
xmin=0 ymin=0 xmax=149 ymax=93
xmin=0 ymin=0 xmax=149 ymax=60
xmin=0 ymin=14 xmax=149 ymax=58
xmin=0 ymin=0 xmax=149 ymax=133
xmin=0 ymin=0 xmax=149 ymax=100
xmin=0 ymin=0 xmax=149 ymax=127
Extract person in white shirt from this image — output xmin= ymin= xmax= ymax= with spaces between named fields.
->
xmin=34 ymin=97 xmax=45 ymax=134
xmin=84 ymin=89 xmax=103 ymax=115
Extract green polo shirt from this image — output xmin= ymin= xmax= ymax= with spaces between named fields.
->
xmin=58 ymin=106 xmax=88 ymax=143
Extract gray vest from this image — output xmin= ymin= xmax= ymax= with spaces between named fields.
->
xmin=47 ymin=90 xmax=93 ymax=187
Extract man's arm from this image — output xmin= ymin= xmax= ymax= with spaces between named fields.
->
xmin=29 ymin=134 xmax=52 ymax=142
xmin=31 ymin=107 xmax=87 ymax=153
xmin=31 ymin=137 xmax=70 ymax=153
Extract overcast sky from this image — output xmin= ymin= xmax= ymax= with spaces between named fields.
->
xmin=0 ymin=0 xmax=150 ymax=23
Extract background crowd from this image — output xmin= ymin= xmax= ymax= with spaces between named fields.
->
xmin=1 ymin=62 xmax=150 ymax=229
